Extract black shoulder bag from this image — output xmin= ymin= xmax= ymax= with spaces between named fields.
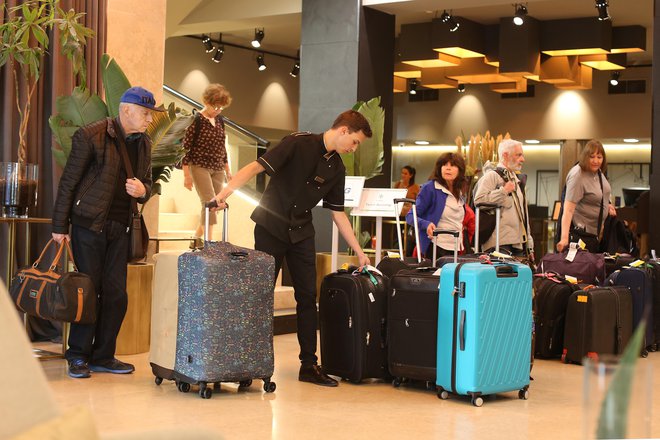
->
xmin=116 ymin=133 xmax=149 ymax=263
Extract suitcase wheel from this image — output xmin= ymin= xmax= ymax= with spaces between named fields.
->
xmin=437 ymin=389 xmax=449 ymax=400
xmin=471 ymin=396 xmax=484 ymax=407
xmin=176 ymin=381 xmax=191 ymax=393
xmin=154 ymin=376 xmax=163 ymax=386
xmin=392 ymin=377 xmax=403 ymax=388
xmin=238 ymin=380 xmax=252 ymax=389
xmin=263 ymin=380 xmax=276 ymax=393
xmin=199 ymin=382 xmax=212 ymax=399
xmin=518 ymin=388 xmax=530 ymax=400
xmin=425 ymin=381 xmax=436 ymax=391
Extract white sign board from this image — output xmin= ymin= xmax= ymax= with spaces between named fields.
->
xmin=344 ymin=176 xmax=366 ymax=208
xmin=351 ymin=188 xmax=408 ymax=217
xmin=316 ymin=176 xmax=366 ymax=208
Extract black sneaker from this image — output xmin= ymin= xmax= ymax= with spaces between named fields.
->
xmin=68 ymin=359 xmax=91 ymax=379
xmin=89 ymin=358 xmax=135 ymax=374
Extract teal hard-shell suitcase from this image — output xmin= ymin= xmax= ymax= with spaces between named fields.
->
xmin=436 ymin=261 xmax=533 ymax=407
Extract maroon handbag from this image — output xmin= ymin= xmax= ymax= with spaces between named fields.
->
xmin=9 ymin=239 xmax=97 ymax=324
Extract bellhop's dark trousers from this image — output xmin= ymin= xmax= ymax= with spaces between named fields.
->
xmin=66 ymin=220 xmax=129 ymax=363
xmin=254 ymin=224 xmax=318 ymax=366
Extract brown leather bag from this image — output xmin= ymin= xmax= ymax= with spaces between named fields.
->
xmin=9 ymin=239 xmax=96 ymax=324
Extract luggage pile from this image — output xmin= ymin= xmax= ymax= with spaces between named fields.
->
xmin=319 ymin=199 xmax=534 ymax=407
xmin=536 ymin=244 xmax=659 ymax=364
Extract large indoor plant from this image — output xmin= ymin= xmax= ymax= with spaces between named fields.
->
xmin=49 ymin=53 xmax=192 ymax=197
xmin=0 ymin=0 xmax=93 ymax=217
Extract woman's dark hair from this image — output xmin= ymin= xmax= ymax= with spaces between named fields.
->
xmin=402 ymin=165 xmax=416 ymax=185
xmin=578 ymin=139 xmax=607 ymax=173
xmin=430 ymin=152 xmax=466 ymax=200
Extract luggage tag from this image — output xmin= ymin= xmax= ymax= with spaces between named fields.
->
xmin=352 ymin=266 xmax=383 ymax=301
xmin=565 ymin=243 xmax=579 ymax=262
xmin=386 ymin=251 xmax=401 ymax=259
xmin=629 ymin=260 xmax=645 ymax=268
xmin=565 ymin=275 xmax=578 ymax=284
xmin=490 ymin=250 xmax=514 ymax=260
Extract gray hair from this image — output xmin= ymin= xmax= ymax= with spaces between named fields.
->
xmin=498 ymin=139 xmax=523 ymax=159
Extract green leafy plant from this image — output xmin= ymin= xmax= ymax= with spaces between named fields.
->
xmin=344 ymin=96 xmax=385 ymax=178
xmin=0 ymin=0 xmax=94 ymax=164
xmin=49 ymin=53 xmax=191 ymax=196
xmin=596 ymin=319 xmax=647 ymax=439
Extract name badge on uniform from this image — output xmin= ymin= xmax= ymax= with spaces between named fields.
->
xmin=314 ymin=176 xmax=325 ymax=184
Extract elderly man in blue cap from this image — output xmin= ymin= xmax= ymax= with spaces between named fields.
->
xmin=52 ymin=86 xmax=164 ymax=378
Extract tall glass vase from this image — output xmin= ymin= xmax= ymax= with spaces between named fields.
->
xmin=0 ymin=162 xmax=39 ymax=218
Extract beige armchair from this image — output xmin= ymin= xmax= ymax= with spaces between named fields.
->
xmin=0 ymin=282 xmax=221 ymax=440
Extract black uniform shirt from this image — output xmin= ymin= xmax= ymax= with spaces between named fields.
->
xmin=251 ymin=132 xmax=345 ymax=243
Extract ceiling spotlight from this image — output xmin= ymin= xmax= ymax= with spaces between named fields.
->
xmin=595 ymin=0 xmax=610 ymax=21
xmin=513 ymin=4 xmax=528 ymax=26
xmin=252 ymin=28 xmax=265 ymax=48
xmin=440 ymin=10 xmax=460 ymax=32
xmin=202 ymin=34 xmax=213 ymax=53
xmin=457 ymin=84 xmax=466 ymax=93
xmin=609 ymin=71 xmax=620 ymax=86
xmin=290 ymin=60 xmax=300 ymax=77
xmin=409 ymin=79 xmax=418 ymax=95
xmin=257 ymin=53 xmax=267 ymax=71
xmin=211 ymin=45 xmax=224 ymax=63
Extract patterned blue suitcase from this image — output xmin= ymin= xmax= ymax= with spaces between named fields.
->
xmin=436 ymin=261 xmax=533 ymax=407
xmin=164 ymin=205 xmax=276 ymax=399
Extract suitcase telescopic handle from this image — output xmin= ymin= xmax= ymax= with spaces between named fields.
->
xmin=204 ymin=200 xmax=229 ymax=242
xmin=392 ymin=198 xmax=422 ymax=264
xmin=474 ymin=203 xmax=501 ymax=253
xmin=433 ymin=229 xmax=461 ymax=265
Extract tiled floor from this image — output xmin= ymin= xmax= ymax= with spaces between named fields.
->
xmin=39 ymin=334 xmax=660 ymax=440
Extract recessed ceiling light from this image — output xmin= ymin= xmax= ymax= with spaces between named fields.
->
xmin=414 ymin=140 xmax=430 ymax=145
xmin=525 ymin=139 xmax=540 ymax=144
xmin=623 ymin=138 xmax=639 ymax=143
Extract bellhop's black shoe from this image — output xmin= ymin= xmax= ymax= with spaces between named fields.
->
xmin=68 ymin=359 xmax=91 ymax=379
xmin=298 ymin=364 xmax=338 ymax=387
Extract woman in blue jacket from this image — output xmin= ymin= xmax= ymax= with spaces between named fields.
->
xmin=406 ymin=152 xmax=471 ymax=258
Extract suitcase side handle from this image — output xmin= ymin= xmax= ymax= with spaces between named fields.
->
xmin=495 ymin=264 xmax=518 ymax=277
xmin=459 ymin=310 xmax=466 ymax=351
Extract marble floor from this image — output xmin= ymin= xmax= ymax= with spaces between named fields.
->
xmin=39 ymin=334 xmax=660 ymax=440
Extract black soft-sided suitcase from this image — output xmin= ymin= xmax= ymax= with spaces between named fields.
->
xmin=319 ymin=266 xmax=389 ymax=383
xmin=533 ymin=273 xmax=581 ymax=358
xmin=387 ymin=230 xmax=458 ymax=388
xmin=604 ymin=254 xmax=636 ymax=277
xmin=606 ymin=266 xmax=655 ymax=355
xmin=646 ymin=260 xmax=660 ymax=349
xmin=561 ymin=286 xmax=633 ymax=364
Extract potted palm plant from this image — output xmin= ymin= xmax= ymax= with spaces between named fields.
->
xmin=0 ymin=0 xmax=93 ymax=217
xmin=50 ymin=53 xmax=192 ymax=196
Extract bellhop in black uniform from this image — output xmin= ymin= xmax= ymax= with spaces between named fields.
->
xmin=252 ymin=132 xmax=346 ymax=368
xmin=212 ymin=109 xmax=372 ymax=387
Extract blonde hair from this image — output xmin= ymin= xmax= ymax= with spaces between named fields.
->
xmin=202 ymin=83 xmax=232 ymax=108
